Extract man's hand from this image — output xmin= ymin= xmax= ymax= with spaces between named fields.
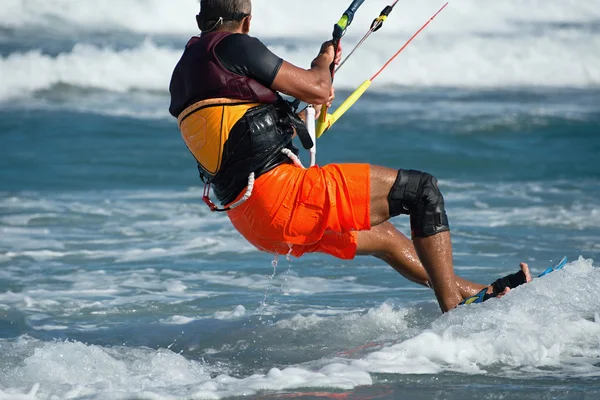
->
xmin=297 ymin=85 xmax=335 ymax=122
xmin=313 ymin=86 xmax=335 ymax=120
xmin=334 ymin=41 xmax=343 ymax=65
xmin=271 ymin=39 xmax=342 ymax=106
xmin=311 ymin=41 xmax=341 ymax=119
xmin=318 ymin=40 xmax=343 ymax=66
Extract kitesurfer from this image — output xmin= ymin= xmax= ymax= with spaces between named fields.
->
xmin=168 ymin=0 xmax=531 ymax=312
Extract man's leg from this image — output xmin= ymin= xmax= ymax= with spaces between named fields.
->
xmin=355 ymin=222 xmax=487 ymax=298
xmin=367 ymin=165 xmax=464 ymax=312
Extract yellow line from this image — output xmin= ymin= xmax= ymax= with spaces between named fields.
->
xmin=316 ymin=80 xmax=372 ymax=138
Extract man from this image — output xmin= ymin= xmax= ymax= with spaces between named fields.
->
xmin=169 ymin=0 xmax=531 ymax=312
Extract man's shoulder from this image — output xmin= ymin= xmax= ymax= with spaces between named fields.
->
xmin=182 ymin=32 xmax=254 ymax=49
xmin=215 ymin=34 xmax=272 ymax=60
xmin=181 ymin=33 xmax=264 ymax=53
xmin=185 ymin=36 xmax=202 ymax=48
xmin=219 ymin=33 xmax=264 ymax=47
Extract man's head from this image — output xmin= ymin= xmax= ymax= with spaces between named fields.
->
xmin=197 ymin=0 xmax=252 ymax=34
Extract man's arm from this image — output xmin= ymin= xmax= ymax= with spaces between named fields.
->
xmin=216 ymin=35 xmax=339 ymax=107
xmin=271 ymin=42 xmax=338 ymax=106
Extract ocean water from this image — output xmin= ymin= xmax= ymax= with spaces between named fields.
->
xmin=1 ymin=0 xmax=600 ymax=399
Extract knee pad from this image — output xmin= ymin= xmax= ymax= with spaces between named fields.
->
xmin=388 ymin=169 xmax=450 ymax=238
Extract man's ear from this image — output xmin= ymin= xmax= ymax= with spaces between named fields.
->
xmin=196 ymin=14 xmax=203 ymax=31
xmin=242 ymin=15 xmax=252 ymax=34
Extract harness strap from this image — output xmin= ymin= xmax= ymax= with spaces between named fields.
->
xmin=177 ymin=98 xmax=256 ymax=128
xmin=180 ymin=98 xmax=311 ymax=212
xmin=202 ymin=149 xmax=306 ymax=212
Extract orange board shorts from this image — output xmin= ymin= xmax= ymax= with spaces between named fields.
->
xmin=226 ymin=163 xmax=371 ymax=260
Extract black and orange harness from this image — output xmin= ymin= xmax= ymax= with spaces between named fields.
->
xmin=170 ymin=31 xmax=313 ymax=211
xmin=177 ymin=96 xmax=312 ymax=211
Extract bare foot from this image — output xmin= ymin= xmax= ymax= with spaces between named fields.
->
xmin=520 ymin=262 xmax=532 ymax=283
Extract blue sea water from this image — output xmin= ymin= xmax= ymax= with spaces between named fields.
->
xmin=1 ymin=1 xmax=600 ymax=399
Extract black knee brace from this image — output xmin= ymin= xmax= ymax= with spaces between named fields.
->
xmin=388 ymin=169 xmax=450 ymax=238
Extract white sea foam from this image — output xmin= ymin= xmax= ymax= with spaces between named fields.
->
xmin=0 ymin=256 xmax=380 ymax=319
xmin=0 ymin=40 xmax=178 ymax=101
xmin=440 ymin=180 xmax=600 ymax=230
xmin=0 ymin=0 xmax=599 ymax=104
xmin=274 ymin=303 xmax=413 ymax=352
xmin=160 ymin=315 xmax=198 ymax=325
xmin=455 ymin=203 xmax=600 ymax=230
xmin=0 ymin=34 xmax=597 ymax=103
xmin=213 ymin=305 xmax=247 ymax=320
xmin=348 ymin=257 xmax=600 ymax=377
xmin=0 ymin=0 xmax=200 ymax=33
xmin=0 ymin=336 xmax=371 ymax=400
xmin=1 ymin=258 xmax=598 ymax=399
xmin=197 ymin=270 xmax=384 ymax=295
xmin=0 ymin=190 xmax=255 ymax=262
xmin=0 ymin=267 xmax=217 ymax=317
xmin=4 ymin=182 xmax=594 ymax=270
xmin=1 ymin=0 xmax=598 ymax=36
xmin=30 ymin=325 xmax=69 ymax=331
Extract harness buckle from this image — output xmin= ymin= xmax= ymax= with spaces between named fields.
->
xmin=203 ymin=183 xmax=230 ymax=212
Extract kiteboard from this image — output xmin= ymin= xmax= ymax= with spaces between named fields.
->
xmin=537 ymin=256 xmax=568 ymax=277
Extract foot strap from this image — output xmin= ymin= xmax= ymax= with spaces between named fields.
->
xmin=490 ymin=270 xmax=527 ymax=295
xmin=460 ymin=270 xmax=527 ymax=305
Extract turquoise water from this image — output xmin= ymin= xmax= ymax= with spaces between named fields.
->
xmin=1 ymin=1 xmax=600 ymax=399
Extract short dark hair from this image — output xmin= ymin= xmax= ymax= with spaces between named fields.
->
xmin=197 ymin=0 xmax=252 ymax=32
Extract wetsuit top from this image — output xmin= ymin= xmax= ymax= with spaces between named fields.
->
xmin=169 ymin=33 xmax=283 ymax=117
xmin=169 ymin=32 xmax=304 ymax=206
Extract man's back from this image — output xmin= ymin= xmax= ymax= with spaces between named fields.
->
xmin=169 ymin=32 xmax=283 ymax=118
